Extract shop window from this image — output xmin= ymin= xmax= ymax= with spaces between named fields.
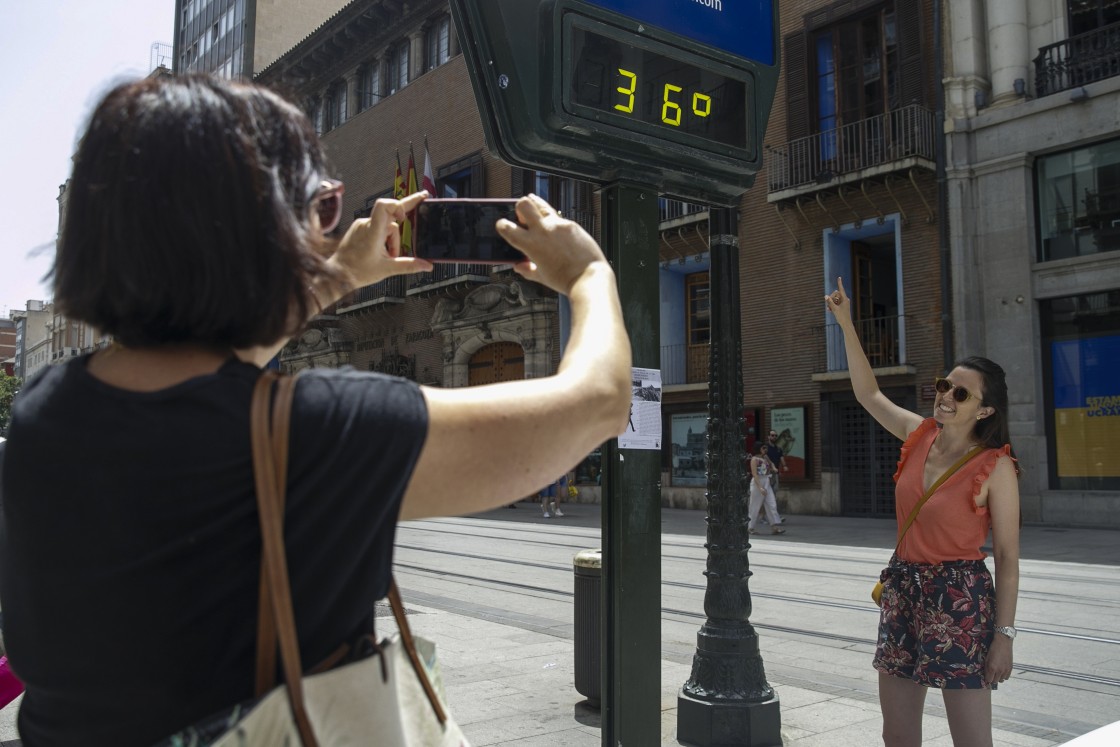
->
xmin=1037 ymin=138 xmax=1120 ymax=262
xmin=1041 ymin=290 xmax=1120 ymax=490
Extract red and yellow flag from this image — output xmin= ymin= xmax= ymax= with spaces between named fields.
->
xmin=402 ymin=145 xmax=419 ymax=256
xmin=393 ymin=152 xmax=405 ymax=199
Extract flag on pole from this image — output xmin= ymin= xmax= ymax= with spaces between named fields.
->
xmin=401 ymin=145 xmax=419 ymax=255
xmin=406 ymin=144 xmax=419 ymax=196
xmin=394 ymin=151 xmax=405 ymax=199
xmin=422 ymin=138 xmax=437 ymax=196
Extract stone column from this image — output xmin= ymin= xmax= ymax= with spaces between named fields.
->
xmin=985 ymin=0 xmax=1028 ymax=104
xmin=946 ymin=0 xmax=990 ymax=118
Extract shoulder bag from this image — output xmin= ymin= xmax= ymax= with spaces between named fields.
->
xmin=872 ymin=444 xmax=985 ymax=607
xmin=207 ymin=370 xmax=468 ymax=746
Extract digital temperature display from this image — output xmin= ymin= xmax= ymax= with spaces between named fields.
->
xmin=565 ymin=18 xmax=751 ymax=153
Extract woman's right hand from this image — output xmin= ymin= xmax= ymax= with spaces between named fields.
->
xmin=328 ymin=191 xmax=434 ymax=289
xmin=824 ymin=277 xmax=854 ymax=328
xmin=496 ymin=194 xmax=611 ymax=296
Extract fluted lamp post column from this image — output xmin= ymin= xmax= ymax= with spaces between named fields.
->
xmin=677 ymin=207 xmax=781 ymax=746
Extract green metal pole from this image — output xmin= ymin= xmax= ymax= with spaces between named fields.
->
xmin=600 ymin=182 xmax=661 ymax=747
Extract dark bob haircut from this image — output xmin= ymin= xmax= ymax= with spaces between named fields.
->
xmin=53 ymin=74 xmax=345 ymax=349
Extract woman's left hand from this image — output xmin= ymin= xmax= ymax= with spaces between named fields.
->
xmin=328 ymin=191 xmax=433 ymax=288
xmin=984 ymin=634 xmax=1014 ymax=685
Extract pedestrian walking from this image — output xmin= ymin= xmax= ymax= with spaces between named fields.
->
xmin=747 ymin=443 xmax=785 ymax=535
xmin=540 ymin=474 xmax=567 ymax=518
xmin=825 ymin=278 xmax=1020 ymax=746
xmin=764 ymin=428 xmax=790 ymax=516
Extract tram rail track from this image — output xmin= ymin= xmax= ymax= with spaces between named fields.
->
xmin=395 ymin=539 xmax=1120 ymax=626
xmin=393 ymin=560 xmax=1120 ymax=692
xmin=400 ymin=520 xmax=1120 ymax=591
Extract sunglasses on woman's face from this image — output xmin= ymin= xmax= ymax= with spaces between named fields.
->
xmin=934 ymin=377 xmax=976 ymax=403
xmin=311 ymin=179 xmax=345 ymax=234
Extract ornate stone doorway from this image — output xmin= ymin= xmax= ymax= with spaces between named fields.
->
xmin=431 ymin=281 xmax=556 ymax=387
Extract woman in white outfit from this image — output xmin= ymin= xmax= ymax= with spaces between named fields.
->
xmin=748 ymin=443 xmax=786 ymax=535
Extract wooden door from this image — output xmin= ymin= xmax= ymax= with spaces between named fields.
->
xmin=468 ymin=342 xmax=525 ymax=386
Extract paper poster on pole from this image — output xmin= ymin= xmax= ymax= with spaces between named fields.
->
xmin=619 ymin=367 xmax=662 ymax=450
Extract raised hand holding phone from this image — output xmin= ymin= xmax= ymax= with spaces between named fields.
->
xmin=497 ymin=194 xmax=610 ymax=298
xmin=327 ymin=190 xmax=434 ymax=290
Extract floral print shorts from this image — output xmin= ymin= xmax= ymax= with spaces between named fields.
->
xmin=873 ymin=555 xmax=996 ymax=690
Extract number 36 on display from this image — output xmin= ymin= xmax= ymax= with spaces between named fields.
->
xmin=612 ymin=68 xmax=712 ymax=126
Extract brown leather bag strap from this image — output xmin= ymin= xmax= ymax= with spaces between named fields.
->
xmin=250 ymin=370 xmax=317 ymax=746
xmin=387 ymin=578 xmax=448 ymax=725
xmin=254 ymin=373 xmax=298 ymax=696
xmin=894 ymin=444 xmax=985 ymax=552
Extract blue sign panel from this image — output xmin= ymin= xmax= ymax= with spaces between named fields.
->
xmin=580 ymin=0 xmax=775 ymax=65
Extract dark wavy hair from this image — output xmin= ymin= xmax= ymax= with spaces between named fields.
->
xmin=956 ymin=356 xmax=1019 ymax=467
xmin=52 ymin=74 xmax=346 ymax=348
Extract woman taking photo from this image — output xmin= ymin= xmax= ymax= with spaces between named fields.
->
xmin=0 ymin=75 xmax=631 ymax=745
xmin=825 ymin=278 xmax=1020 ymax=747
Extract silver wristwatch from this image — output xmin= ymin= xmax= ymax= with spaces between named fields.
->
xmin=995 ymin=625 xmax=1017 ymax=640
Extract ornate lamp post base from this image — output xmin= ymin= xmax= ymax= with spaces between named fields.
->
xmin=677 ymin=619 xmax=781 ymax=746
xmin=678 ymin=692 xmax=782 ymax=747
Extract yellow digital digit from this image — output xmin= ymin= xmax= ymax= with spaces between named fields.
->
xmin=693 ymin=92 xmax=712 ymax=118
xmin=662 ymin=83 xmax=682 ymax=126
xmin=614 ymin=68 xmax=636 ymax=114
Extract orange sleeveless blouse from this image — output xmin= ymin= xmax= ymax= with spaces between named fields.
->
xmin=892 ymin=418 xmax=1013 ymax=564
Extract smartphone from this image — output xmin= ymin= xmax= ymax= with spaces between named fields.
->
xmin=413 ymin=198 xmax=526 ymax=264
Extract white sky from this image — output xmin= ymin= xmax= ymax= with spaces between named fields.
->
xmin=0 ymin=1 xmax=175 ymax=319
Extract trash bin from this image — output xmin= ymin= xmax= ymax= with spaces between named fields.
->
xmin=573 ymin=549 xmax=601 ymax=709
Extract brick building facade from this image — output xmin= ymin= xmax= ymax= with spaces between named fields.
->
xmin=729 ymin=0 xmax=946 ymax=517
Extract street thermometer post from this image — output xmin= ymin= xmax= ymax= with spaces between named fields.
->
xmin=449 ymin=2 xmax=779 ymax=744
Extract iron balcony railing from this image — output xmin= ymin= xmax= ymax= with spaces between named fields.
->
xmin=659 ymin=199 xmax=707 ymax=223
xmin=766 ymin=104 xmax=936 ymax=194
xmin=1035 ymin=21 xmax=1120 ymax=97
xmin=814 ymin=314 xmax=907 ymax=373
xmin=408 ymin=263 xmax=490 ymax=290
xmin=661 ymin=343 xmax=710 ymax=385
xmin=340 ymin=276 xmax=408 ymax=309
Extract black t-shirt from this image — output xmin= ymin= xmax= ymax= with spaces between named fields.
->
xmin=0 ymin=356 xmax=428 ymax=746
xmin=765 ymin=443 xmax=784 ymax=469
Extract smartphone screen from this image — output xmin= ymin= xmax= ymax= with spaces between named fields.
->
xmin=414 ymin=199 xmax=526 ymax=264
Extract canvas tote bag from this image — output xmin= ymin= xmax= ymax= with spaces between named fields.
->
xmin=207 ymin=371 xmax=468 ymax=746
